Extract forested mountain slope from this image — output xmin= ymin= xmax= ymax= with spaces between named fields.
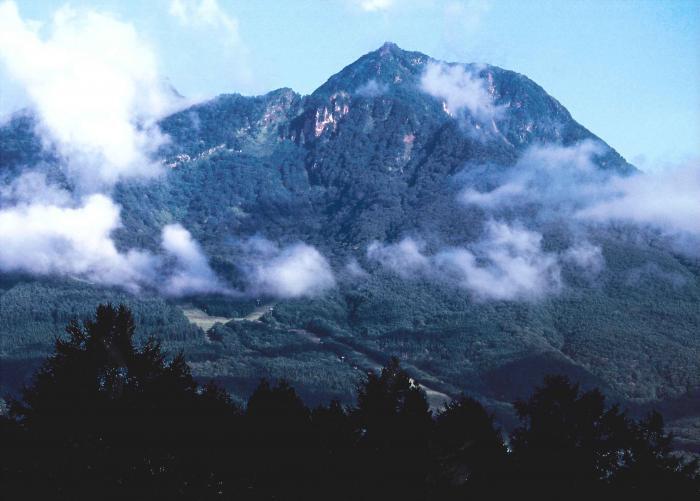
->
xmin=1 ymin=43 xmax=698 ymax=447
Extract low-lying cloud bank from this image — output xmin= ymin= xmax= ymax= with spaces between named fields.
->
xmin=460 ymin=141 xmax=700 ymax=257
xmin=577 ymin=163 xmax=700 ymax=238
xmin=460 ymin=140 xmax=609 ymax=211
xmin=0 ymin=171 xmax=337 ymax=298
xmin=0 ymin=187 xmax=225 ymax=296
xmin=0 ymin=192 xmax=148 ymax=289
xmin=368 ymin=222 xmax=601 ymax=301
xmin=369 ymin=141 xmax=700 ymax=299
xmin=435 ymin=222 xmax=563 ymax=301
xmin=0 ymin=169 xmax=337 ymax=298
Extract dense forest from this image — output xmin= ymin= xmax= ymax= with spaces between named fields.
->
xmin=1 ymin=305 xmax=697 ymax=500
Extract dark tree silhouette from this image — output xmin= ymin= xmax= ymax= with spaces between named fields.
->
xmin=352 ymin=357 xmax=433 ymax=500
xmin=2 ymin=304 xmax=242 ymax=500
xmin=432 ymin=395 xmax=509 ymax=498
xmin=244 ymin=379 xmax=316 ymax=499
xmin=611 ymin=410 xmax=700 ymax=496
xmin=511 ymin=375 xmax=699 ymax=497
xmin=511 ymin=375 xmax=628 ymax=492
xmin=310 ymin=399 xmax=357 ymax=497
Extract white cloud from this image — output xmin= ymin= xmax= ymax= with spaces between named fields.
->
xmin=522 ymin=139 xmax=605 ymax=172
xmin=461 ymin=182 xmax=525 ymax=208
xmin=562 ymin=242 xmax=605 ymax=275
xmin=421 ymin=61 xmax=502 ymax=123
xmin=343 ymin=258 xmax=369 ymax=280
xmin=237 ymin=238 xmax=336 ymax=298
xmin=357 ymin=0 xmax=395 ymax=12
xmin=367 ymin=238 xmax=430 ymax=277
xmin=368 ymin=222 xmax=563 ymax=300
xmin=0 ymin=171 xmax=71 ymax=207
xmin=168 ymin=0 xmax=240 ymax=43
xmin=161 ymin=224 xmax=228 ymax=296
xmin=0 ymin=1 xmax=176 ymax=189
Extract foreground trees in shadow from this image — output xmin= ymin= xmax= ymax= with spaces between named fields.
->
xmin=1 ymin=305 xmax=698 ymax=500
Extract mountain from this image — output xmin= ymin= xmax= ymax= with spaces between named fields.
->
xmin=1 ymin=44 xmax=698 ymax=449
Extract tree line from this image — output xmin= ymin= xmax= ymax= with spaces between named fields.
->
xmin=1 ymin=304 xmax=698 ymax=500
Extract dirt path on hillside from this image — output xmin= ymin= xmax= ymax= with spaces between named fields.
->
xmin=182 ymin=303 xmax=275 ymax=331
xmin=182 ymin=308 xmax=234 ymax=331
xmin=289 ymin=328 xmax=452 ymax=410
xmin=182 ymin=304 xmax=453 ymax=409
xmin=239 ymin=303 xmax=275 ymax=321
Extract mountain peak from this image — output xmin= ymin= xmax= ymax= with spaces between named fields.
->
xmin=378 ymin=41 xmax=400 ymax=56
xmin=312 ymin=42 xmax=428 ymax=98
xmin=367 ymin=41 xmax=425 ymax=64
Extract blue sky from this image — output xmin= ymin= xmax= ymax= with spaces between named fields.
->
xmin=2 ymin=0 xmax=699 ymax=168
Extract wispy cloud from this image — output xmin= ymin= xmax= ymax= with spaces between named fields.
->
xmin=168 ymin=0 xmax=240 ymax=45
xmin=367 ymin=238 xmax=430 ymax=278
xmin=167 ymin=0 xmax=252 ymax=89
xmin=562 ymin=242 xmax=605 ymax=275
xmin=437 ymin=222 xmax=562 ymax=300
xmin=0 ymin=171 xmax=71 ymax=207
xmin=355 ymin=79 xmax=389 ymax=98
xmin=343 ymin=258 xmax=369 ymax=280
xmin=356 ymin=0 xmax=395 ymax=12
xmin=421 ymin=61 xmax=503 ymax=129
xmin=460 ymin=140 xmax=608 ymax=212
xmin=578 ymin=163 xmax=700 ymax=237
